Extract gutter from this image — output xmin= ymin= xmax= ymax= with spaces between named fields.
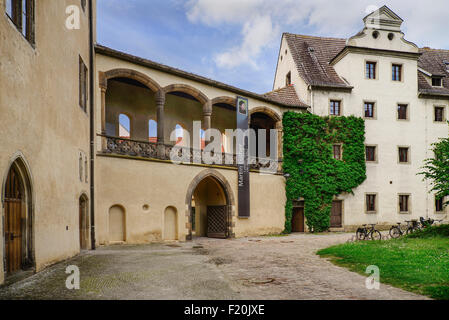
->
xmin=88 ymin=0 xmax=96 ymax=250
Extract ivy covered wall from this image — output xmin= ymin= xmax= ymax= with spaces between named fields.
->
xmin=283 ymin=112 xmax=367 ymax=233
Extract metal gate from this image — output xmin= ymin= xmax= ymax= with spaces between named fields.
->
xmin=5 ymin=167 xmax=23 ymax=274
xmin=207 ymin=206 xmax=230 ymax=239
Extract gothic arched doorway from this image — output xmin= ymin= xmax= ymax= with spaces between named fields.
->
xmin=3 ymin=157 xmax=34 ymax=276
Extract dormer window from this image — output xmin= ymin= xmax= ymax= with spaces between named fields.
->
xmin=286 ymin=72 xmax=292 ymax=86
xmin=432 ymin=77 xmax=443 ymax=87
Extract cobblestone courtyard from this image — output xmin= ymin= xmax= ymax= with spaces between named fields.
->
xmin=0 ymin=233 xmax=426 ymax=300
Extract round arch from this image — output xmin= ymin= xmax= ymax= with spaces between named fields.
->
xmin=185 ymin=169 xmax=235 ymax=240
xmin=102 ymin=68 xmax=162 ymax=93
xmin=211 ymin=96 xmax=236 ymax=108
xmin=249 ymin=106 xmax=282 ymax=125
xmin=1 ymin=153 xmax=35 ymax=274
xmin=163 ymin=84 xmax=209 ymax=105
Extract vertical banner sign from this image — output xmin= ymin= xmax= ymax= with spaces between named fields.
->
xmin=237 ymin=96 xmax=250 ymax=218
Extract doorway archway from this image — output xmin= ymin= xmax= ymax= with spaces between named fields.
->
xmin=185 ymin=170 xmax=235 ymax=240
xmin=79 ymin=194 xmax=90 ymax=250
xmin=2 ymin=156 xmax=34 ymax=276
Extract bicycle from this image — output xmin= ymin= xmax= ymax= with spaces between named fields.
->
xmin=356 ymin=224 xmax=382 ymax=241
xmin=389 ymin=222 xmax=407 ymax=239
xmin=405 ymin=220 xmax=421 ymax=235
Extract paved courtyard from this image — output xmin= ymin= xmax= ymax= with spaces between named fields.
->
xmin=0 ymin=233 xmax=427 ymax=300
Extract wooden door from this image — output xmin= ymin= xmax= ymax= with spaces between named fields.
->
xmin=207 ymin=206 xmax=228 ymax=239
xmin=291 ymin=207 xmax=305 ymax=232
xmin=5 ymin=167 xmax=23 ymax=274
xmin=331 ymin=201 xmax=343 ymax=228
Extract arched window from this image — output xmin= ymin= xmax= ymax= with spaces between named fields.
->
xmin=199 ymin=129 xmax=205 ymax=150
xmin=175 ymin=124 xmax=184 ymax=145
xmin=119 ymin=114 xmax=131 ymax=139
xmin=149 ymin=119 xmax=157 ymax=143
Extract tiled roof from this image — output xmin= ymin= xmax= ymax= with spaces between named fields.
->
xmin=263 ymin=85 xmax=308 ymax=108
xmin=418 ymin=48 xmax=449 ymax=97
xmin=284 ymin=33 xmax=351 ymax=89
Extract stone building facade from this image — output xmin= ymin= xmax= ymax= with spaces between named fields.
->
xmin=1 ymin=2 xmax=448 ymax=285
xmin=274 ymin=6 xmax=449 ymax=230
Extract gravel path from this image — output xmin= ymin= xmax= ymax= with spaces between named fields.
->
xmin=0 ymin=233 xmax=427 ymax=300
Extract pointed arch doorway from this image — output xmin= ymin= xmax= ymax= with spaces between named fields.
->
xmin=3 ymin=157 xmax=34 ymax=276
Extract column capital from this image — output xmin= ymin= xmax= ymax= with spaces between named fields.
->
xmin=203 ymin=100 xmax=212 ymax=114
xmin=156 ymin=90 xmax=166 ymax=105
xmin=99 ymin=71 xmax=108 ymax=91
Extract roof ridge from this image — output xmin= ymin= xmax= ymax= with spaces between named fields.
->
xmin=284 ymin=33 xmax=347 ymax=41
xmin=264 ymin=85 xmax=295 ymax=95
xmin=420 ymin=47 xmax=449 ymax=53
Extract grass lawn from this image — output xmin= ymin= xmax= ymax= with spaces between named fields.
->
xmin=317 ymin=225 xmax=449 ymax=299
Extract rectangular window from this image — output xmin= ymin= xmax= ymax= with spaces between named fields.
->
xmin=333 ymin=145 xmax=342 ymax=160
xmin=432 ymin=77 xmax=442 ymax=87
xmin=392 ymin=64 xmax=402 ymax=81
xmin=6 ymin=0 xmax=34 ymax=44
xmin=366 ymin=146 xmax=376 ymax=162
xmin=330 ymin=100 xmax=341 ymax=116
xmin=364 ymin=102 xmax=375 ymax=118
xmin=435 ymin=107 xmax=445 ymax=122
xmin=435 ymin=196 xmax=444 ymax=212
xmin=397 ymin=104 xmax=408 ymax=120
xmin=399 ymin=195 xmax=410 ymax=213
xmin=399 ymin=147 xmax=409 ymax=163
xmin=366 ymin=194 xmax=377 ymax=212
xmin=79 ymin=56 xmax=88 ymax=112
xmin=286 ymin=71 xmax=291 ymax=86
xmin=366 ymin=62 xmax=376 ymax=79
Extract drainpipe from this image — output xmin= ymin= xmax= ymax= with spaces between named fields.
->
xmin=88 ymin=0 xmax=96 ymax=250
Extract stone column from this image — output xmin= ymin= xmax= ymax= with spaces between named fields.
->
xmin=156 ymin=90 xmax=166 ymax=159
xmin=156 ymin=90 xmax=166 ymax=144
xmin=99 ymin=72 xmax=108 ymax=135
xmin=203 ymin=100 xmax=212 ymax=131
xmin=99 ymin=72 xmax=108 ymax=151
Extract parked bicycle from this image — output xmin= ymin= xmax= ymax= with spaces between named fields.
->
xmin=356 ymin=224 xmax=382 ymax=241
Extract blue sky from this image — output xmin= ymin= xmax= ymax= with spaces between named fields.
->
xmin=97 ymin=0 xmax=449 ymax=94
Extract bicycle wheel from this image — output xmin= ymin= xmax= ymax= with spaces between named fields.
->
xmin=370 ymin=230 xmax=382 ymax=241
xmin=356 ymin=230 xmax=366 ymax=241
xmin=389 ymin=227 xmax=401 ymax=239
xmin=406 ymin=227 xmax=415 ymax=235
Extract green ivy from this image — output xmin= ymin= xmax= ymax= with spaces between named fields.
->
xmin=283 ymin=112 xmax=367 ymax=233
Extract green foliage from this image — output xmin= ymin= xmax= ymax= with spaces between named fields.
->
xmin=283 ymin=112 xmax=366 ymax=232
xmin=318 ymin=231 xmax=449 ymax=300
xmin=406 ymin=225 xmax=449 ymax=239
xmin=419 ymin=133 xmax=449 ymax=207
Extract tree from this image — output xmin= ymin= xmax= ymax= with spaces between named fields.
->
xmin=420 ymin=136 xmax=449 ymax=207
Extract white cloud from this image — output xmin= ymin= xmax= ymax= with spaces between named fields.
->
xmin=186 ymin=0 xmax=449 ymax=70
